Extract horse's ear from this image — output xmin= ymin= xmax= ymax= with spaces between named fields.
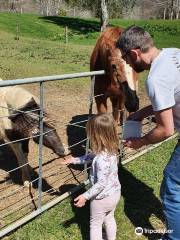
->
xmin=8 ymin=111 xmax=21 ymax=122
xmin=8 ymin=97 xmax=38 ymax=122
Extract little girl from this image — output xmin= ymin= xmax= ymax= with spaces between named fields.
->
xmin=62 ymin=113 xmax=121 ymax=240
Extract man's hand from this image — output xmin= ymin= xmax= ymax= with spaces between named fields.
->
xmin=123 ymin=138 xmax=145 ymax=149
xmin=74 ymin=195 xmax=87 ymax=207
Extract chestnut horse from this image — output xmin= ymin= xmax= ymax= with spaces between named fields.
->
xmin=90 ymin=27 xmax=139 ymax=123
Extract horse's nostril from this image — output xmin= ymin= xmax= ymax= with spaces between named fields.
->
xmin=112 ymin=64 xmax=116 ymax=70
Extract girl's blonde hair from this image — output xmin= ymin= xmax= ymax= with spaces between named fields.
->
xmin=86 ymin=113 xmax=119 ymax=154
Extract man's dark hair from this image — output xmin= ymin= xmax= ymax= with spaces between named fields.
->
xmin=116 ymin=25 xmax=154 ymax=53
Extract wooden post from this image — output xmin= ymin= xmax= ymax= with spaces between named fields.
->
xmin=15 ymin=23 xmax=19 ymax=40
xmin=65 ymin=26 xmax=68 ymax=43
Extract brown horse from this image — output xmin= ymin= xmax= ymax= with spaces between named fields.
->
xmin=90 ymin=27 xmax=139 ymax=123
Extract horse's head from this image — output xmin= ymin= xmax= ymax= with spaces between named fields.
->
xmin=108 ymin=48 xmax=139 ymax=112
xmin=9 ymin=98 xmax=65 ymax=157
xmin=31 ymin=121 xmax=65 ymax=157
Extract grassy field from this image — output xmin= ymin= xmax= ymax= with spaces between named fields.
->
xmin=2 ymin=139 xmax=177 ymax=240
xmin=0 ymin=13 xmax=180 ymax=240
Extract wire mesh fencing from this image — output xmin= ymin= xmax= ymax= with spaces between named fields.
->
xmin=0 ymin=70 xmax=177 ymax=238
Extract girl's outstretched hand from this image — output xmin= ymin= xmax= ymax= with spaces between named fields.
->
xmin=60 ymin=156 xmax=76 ymax=165
xmin=74 ymin=195 xmax=87 ymax=207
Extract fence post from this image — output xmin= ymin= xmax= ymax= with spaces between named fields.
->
xmin=65 ymin=26 xmax=68 ymax=43
xmin=15 ymin=23 xmax=19 ymax=40
xmin=84 ymin=75 xmax=95 ymax=180
xmin=38 ymin=81 xmax=44 ymax=210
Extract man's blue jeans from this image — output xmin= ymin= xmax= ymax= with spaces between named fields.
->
xmin=160 ymin=145 xmax=180 ymax=240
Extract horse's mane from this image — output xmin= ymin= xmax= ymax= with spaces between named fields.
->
xmin=9 ymin=101 xmax=55 ymax=141
xmin=90 ymin=27 xmax=124 ymax=70
xmin=100 ymin=27 xmax=123 ymax=43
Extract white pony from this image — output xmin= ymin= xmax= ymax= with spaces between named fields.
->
xmin=0 ymin=79 xmax=65 ymax=186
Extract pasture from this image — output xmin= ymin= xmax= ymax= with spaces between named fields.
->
xmin=0 ymin=13 xmax=180 ymax=239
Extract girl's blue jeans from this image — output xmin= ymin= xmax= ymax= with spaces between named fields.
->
xmin=160 ymin=145 xmax=180 ymax=240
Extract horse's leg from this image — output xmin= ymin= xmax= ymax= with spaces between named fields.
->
xmin=9 ymin=142 xmax=30 ymax=186
xmin=21 ymin=140 xmax=29 ymax=159
xmin=110 ymin=96 xmax=126 ymax=125
xmin=110 ymin=96 xmax=120 ymax=124
xmin=95 ymin=95 xmax=107 ymax=113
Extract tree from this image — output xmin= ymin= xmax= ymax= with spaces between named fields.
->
xmin=153 ymin=0 xmax=180 ymax=19
xmin=100 ymin=0 xmax=108 ymax=31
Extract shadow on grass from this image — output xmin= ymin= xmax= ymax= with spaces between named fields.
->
xmin=120 ymin=165 xmax=165 ymax=240
xmin=39 ymin=16 xmax=101 ymax=35
xmin=59 ymin=184 xmax=90 ymax=240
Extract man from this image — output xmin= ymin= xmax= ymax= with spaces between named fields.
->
xmin=116 ymin=25 xmax=180 ymax=240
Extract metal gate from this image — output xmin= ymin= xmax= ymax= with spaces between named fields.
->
xmin=0 ymin=70 xmax=176 ymax=238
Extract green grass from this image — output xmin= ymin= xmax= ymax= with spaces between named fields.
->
xmin=0 ymin=13 xmax=100 ymax=45
xmin=111 ymin=19 xmax=180 ymax=48
xmin=1 ymin=13 xmax=180 ymax=47
xmin=2 ymin=139 xmax=177 ymax=240
xmin=0 ymin=13 xmax=180 ymax=239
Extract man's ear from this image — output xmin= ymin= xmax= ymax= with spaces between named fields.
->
xmin=131 ymin=49 xmax=140 ymax=61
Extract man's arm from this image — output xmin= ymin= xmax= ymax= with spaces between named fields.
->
xmin=125 ymin=107 xmax=174 ymax=149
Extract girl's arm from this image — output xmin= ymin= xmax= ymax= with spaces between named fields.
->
xmin=82 ymin=155 xmax=111 ymax=200
xmin=61 ymin=153 xmax=95 ymax=165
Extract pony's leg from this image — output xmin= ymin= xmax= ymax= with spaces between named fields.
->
xmin=95 ymin=95 xmax=107 ymax=113
xmin=9 ymin=142 xmax=31 ymax=186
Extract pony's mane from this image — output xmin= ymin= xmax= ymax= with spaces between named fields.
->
xmin=9 ymin=97 xmax=56 ymax=137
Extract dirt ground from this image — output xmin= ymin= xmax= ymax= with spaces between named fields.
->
xmin=0 ymin=80 xmax=152 ymax=230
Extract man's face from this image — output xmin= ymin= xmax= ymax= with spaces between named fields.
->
xmin=121 ymin=49 xmax=146 ymax=73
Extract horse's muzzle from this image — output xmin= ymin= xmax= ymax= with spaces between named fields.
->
xmin=55 ymin=146 xmax=66 ymax=157
xmin=125 ymin=94 xmax=139 ymax=113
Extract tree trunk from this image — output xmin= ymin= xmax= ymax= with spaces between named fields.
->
xmin=175 ymin=0 xmax=180 ymax=19
xmin=163 ymin=7 xmax=166 ymax=19
xmin=100 ymin=0 xmax=108 ymax=32
xmin=170 ymin=0 xmax=174 ymax=19
xmin=170 ymin=9 xmax=174 ymax=19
